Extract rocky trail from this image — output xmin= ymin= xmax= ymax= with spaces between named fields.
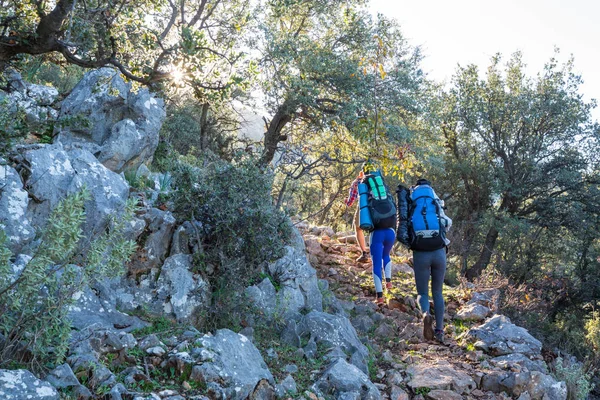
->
xmin=300 ymin=224 xmax=567 ymax=400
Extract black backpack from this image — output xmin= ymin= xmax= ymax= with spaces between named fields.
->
xmin=363 ymin=172 xmax=397 ymax=231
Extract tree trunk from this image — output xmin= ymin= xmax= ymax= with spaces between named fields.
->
xmin=275 ymin=175 xmax=289 ymax=209
xmin=259 ymin=101 xmax=292 ymax=167
xmin=465 ymin=225 xmax=499 ymax=281
xmin=0 ymin=0 xmax=74 ymax=63
xmin=199 ymin=102 xmax=210 ymax=150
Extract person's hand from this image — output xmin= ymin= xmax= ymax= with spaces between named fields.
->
xmin=358 ymin=171 xmax=364 ymax=179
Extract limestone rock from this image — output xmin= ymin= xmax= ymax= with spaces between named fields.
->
xmin=312 ymin=359 xmax=380 ymax=400
xmin=192 ymin=329 xmax=273 ymax=400
xmin=406 ymin=361 xmax=476 ymax=394
xmin=0 ymin=369 xmax=58 ymax=400
xmin=465 ymin=315 xmax=542 ymax=357
xmin=455 ymin=302 xmax=491 ymax=321
xmin=56 ymin=68 xmax=166 ymax=173
xmin=0 ymin=163 xmax=34 ymax=253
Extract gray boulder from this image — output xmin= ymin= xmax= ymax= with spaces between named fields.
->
xmin=128 ymin=208 xmax=176 ymax=276
xmin=0 ymin=369 xmax=59 ymax=399
xmin=192 ymin=329 xmax=274 ymax=400
xmin=465 ymin=315 xmax=542 ymax=356
xmin=24 ymin=143 xmax=129 ymax=242
xmin=250 ymin=245 xmax=322 ymax=318
xmin=525 ymin=371 xmax=567 ymax=400
xmin=55 ymin=68 xmax=166 ymax=172
xmin=68 ymin=285 xmax=148 ymax=332
xmin=455 ymin=302 xmax=491 ymax=321
xmin=406 ymin=361 xmax=476 ymax=394
xmin=45 ymin=363 xmax=92 ymax=397
xmin=490 ymin=353 xmax=548 ymax=373
xmin=298 ymin=311 xmax=369 ymax=371
xmin=98 ymin=254 xmax=210 ymax=324
xmin=275 ymin=375 xmax=297 ymax=397
xmin=155 ymin=254 xmax=210 ymax=322
xmin=0 ymin=163 xmax=34 ymax=253
xmin=2 ymin=70 xmax=58 ymax=123
xmin=481 ymin=370 xmax=566 ymax=400
xmin=312 ymin=359 xmax=380 ymax=400
xmin=245 ymin=277 xmax=277 ymax=317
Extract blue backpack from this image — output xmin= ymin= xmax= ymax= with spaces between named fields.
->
xmin=406 ymin=184 xmax=446 ymax=251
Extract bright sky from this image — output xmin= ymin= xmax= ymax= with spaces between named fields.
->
xmin=370 ymin=0 xmax=600 ymax=121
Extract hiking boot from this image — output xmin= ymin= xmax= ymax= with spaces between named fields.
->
xmin=356 ymin=252 xmax=369 ymax=263
xmin=385 ymin=281 xmax=393 ymax=290
xmin=434 ymin=329 xmax=445 ymax=344
xmin=376 ymin=297 xmax=385 ymax=306
xmin=422 ymin=312 xmax=434 ymax=341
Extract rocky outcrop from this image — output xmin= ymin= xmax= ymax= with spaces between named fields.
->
xmin=55 ymin=68 xmax=166 ymax=173
xmin=312 ymin=359 xmax=381 ymax=399
xmin=23 ymin=143 xmax=129 ymax=245
xmin=0 ymin=369 xmax=59 ymax=400
xmin=464 ymin=314 xmax=543 ymax=357
xmin=406 ymin=361 xmax=477 ymax=395
xmin=97 ymin=253 xmax=210 ymax=324
xmin=191 ymin=329 xmax=274 ymax=399
xmin=0 ymin=162 xmax=34 ymax=253
xmin=0 ymin=69 xmax=58 ymax=123
xmin=245 ymin=245 xmax=323 ymax=319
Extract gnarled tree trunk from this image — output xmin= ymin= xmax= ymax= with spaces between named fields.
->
xmin=259 ymin=100 xmax=293 ymax=167
xmin=465 ymin=225 xmax=499 ymax=281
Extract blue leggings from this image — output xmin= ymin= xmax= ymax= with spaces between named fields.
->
xmin=370 ymin=228 xmax=395 ymax=295
xmin=413 ymin=248 xmax=447 ymax=330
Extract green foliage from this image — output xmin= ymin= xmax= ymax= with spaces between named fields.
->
xmin=553 ymin=357 xmax=594 ymax=400
xmin=585 ymin=311 xmax=600 ymax=353
xmin=160 ymin=101 xmax=236 ymax=160
xmin=2 ymin=0 xmax=253 ymax=102
xmin=131 ymin=316 xmax=178 ymax=338
xmin=171 ymin=155 xmax=291 ymax=284
xmin=414 ymin=387 xmax=431 ymax=396
xmin=15 ymin=55 xmax=85 ymax=94
xmin=0 ymin=190 xmax=136 ymax=369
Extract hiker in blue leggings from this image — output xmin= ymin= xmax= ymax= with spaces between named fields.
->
xmin=371 ymin=227 xmax=396 ymax=305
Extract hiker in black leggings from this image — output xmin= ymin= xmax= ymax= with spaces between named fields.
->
xmin=413 ymin=247 xmax=447 ymax=342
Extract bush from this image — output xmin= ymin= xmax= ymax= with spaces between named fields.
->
xmin=171 ymin=154 xmax=291 ymax=286
xmin=585 ymin=311 xmax=600 ymax=354
xmin=160 ymin=101 xmax=236 ymax=160
xmin=0 ymin=189 xmax=136 ymax=369
xmin=553 ymin=357 xmax=594 ymax=400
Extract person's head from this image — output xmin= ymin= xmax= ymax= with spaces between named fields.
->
xmin=416 ymin=178 xmax=431 ymax=186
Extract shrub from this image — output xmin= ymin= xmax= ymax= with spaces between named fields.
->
xmin=160 ymin=101 xmax=236 ymax=160
xmin=0 ymin=189 xmax=136 ymax=369
xmin=553 ymin=357 xmax=594 ymax=400
xmin=585 ymin=311 xmax=600 ymax=354
xmin=171 ymin=154 xmax=291 ymax=286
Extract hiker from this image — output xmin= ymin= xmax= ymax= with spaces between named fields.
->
xmin=399 ymin=178 xmax=452 ymax=343
xmin=358 ymin=164 xmax=397 ymax=305
xmin=344 ymin=169 xmax=370 ymax=262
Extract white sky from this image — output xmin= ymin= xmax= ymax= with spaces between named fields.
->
xmin=370 ymin=0 xmax=600 ymax=121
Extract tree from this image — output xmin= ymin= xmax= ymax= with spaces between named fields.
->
xmin=0 ymin=0 xmax=251 ymax=100
xmin=433 ymin=52 xmax=600 ymax=280
xmin=255 ymin=0 xmax=422 ymax=166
